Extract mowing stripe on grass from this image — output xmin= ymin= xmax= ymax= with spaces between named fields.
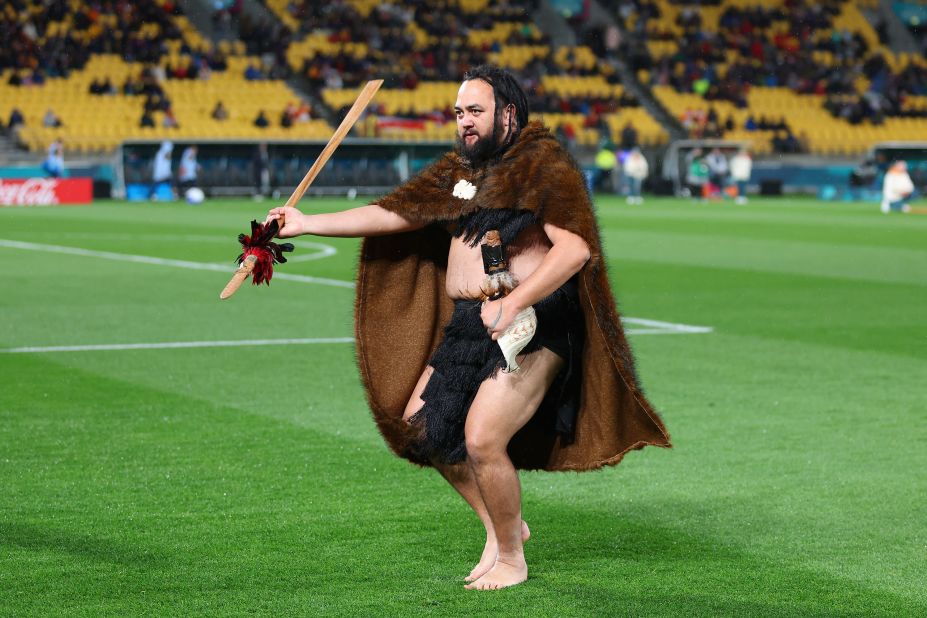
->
xmin=0 ymin=238 xmax=353 ymax=289
xmin=0 ymin=318 xmax=712 ymax=354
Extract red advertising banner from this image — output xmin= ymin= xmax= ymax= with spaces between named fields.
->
xmin=0 ymin=178 xmax=93 ymax=206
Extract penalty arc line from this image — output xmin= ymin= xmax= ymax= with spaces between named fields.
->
xmin=0 ymin=238 xmax=353 ymax=288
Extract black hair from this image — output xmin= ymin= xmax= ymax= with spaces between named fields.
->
xmin=463 ymin=64 xmax=529 ymax=144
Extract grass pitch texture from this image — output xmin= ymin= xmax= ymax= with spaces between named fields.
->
xmin=1 ymin=196 xmax=925 ymax=616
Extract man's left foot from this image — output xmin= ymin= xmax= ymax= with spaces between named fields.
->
xmin=464 ymin=520 xmax=530 ymax=583
xmin=464 ymin=556 xmax=527 ymax=590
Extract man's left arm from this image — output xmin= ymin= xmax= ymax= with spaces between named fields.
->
xmin=482 ymin=223 xmax=590 ymax=340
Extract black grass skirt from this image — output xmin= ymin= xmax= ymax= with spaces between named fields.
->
xmin=407 ymin=279 xmax=583 ymax=465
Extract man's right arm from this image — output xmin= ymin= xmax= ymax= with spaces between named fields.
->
xmin=265 ymin=204 xmax=424 ymax=238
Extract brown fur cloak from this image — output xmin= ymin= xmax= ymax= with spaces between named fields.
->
xmin=355 ymin=121 xmax=670 ymax=471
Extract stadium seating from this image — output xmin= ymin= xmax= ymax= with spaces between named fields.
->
xmin=616 ymin=0 xmax=927 ymax=155
xmin=4 ymin=0 xmax=920 ymax=159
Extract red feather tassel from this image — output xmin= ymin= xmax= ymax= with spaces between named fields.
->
xmin=235 ymin=220 xmax=294 ymax=286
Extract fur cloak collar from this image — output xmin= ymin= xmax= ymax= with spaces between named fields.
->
xmin=355 ymin=121 xmax=670 ymax=471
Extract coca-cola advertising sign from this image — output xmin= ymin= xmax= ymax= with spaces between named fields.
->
xmin=0 ymin=178 xmax=92 ymax=206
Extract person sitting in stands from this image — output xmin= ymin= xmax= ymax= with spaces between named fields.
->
xmin=7 ymin=108 xmax=24 ymax=132
xmin=211 ymin=101 xmax=229 ymax=121
xmin=254 ymin=110 xmax=270 ymax=128
xmin=140 ymin=110 xmax=156 ymax=128
xmin=42 ymin=109 xmax=63 ymax=128
xmin=162 ymin=108 xmax=180 ymax=129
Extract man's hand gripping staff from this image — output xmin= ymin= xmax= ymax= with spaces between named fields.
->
xmin=480 ymin=230 xmax=538 ymax=373
xmin=219 ymin=79 xmax=384 ymax=300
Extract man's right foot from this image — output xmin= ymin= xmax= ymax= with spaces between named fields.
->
xmin=464 ymin=520 xmax=530 ymax=582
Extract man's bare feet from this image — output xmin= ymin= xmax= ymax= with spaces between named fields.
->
xmin=464 ymin=554 xmax=528 ymax=590
xmin=464 ymin=520 xmax=530 ymax=582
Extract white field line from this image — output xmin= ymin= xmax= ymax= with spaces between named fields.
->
xmin=30 ymin=231 xmax=338 ymax=263
xmin=1 ymin=338 xmax=355 ymax=354
xmin=622 ymin=317 xmax=713 ymax=334
xmin=0 ymin=238 xmax=713 ymax=353
xmin=0 ymin=239 xmax=351 ymax=288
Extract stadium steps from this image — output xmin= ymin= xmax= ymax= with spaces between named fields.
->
xmin=611 ymin=59 xmax=688 ymax=142
xmin=532 ymin=0 xmax=577 ymax=47
xmin=571 ymin=0 xmax=687 ymax=142
xmin=872 ymin=0 xmax=921 ymax=53
xmin=286 ymin=75 xmax=337 ymax=129
xmin=0 ymin=132 xmax=37 ymax=165
xmin=176 ymin=0 xmax=221 ymax=41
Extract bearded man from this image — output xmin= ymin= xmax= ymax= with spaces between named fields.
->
xmin=265 ymin=65 xmax=670 ymax=590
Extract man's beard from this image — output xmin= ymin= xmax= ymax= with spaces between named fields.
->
xmin=455 ymin=118 xmax=506 ymax=166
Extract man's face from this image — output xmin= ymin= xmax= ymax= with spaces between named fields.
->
xmin=454 ymin=78 xmax=512 ymax=164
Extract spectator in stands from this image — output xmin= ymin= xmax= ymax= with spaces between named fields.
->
xmin=772 ymin=130 xmax=801 ymax=154
xmin=42 ymin=139 xmax=65 ymax=178
xmin=140 ymin=110 xmax=156 ymax=128
xmin=42 ymin=109 xmax=63 ymax=128
xmin=123 ymin=75 xmax=142 ymax=96
xmin=624 ymin=148 xmax=649 ymax=205
xmin=294 ymin=102 xmax=312 ymax=123
xmin=178 ymin=145 xmax=199 ymax=193
xmin=730 ymin=148 xmax=752 ymax=205
xmin=244 ymin=63 xmax=264 ymax=81
xmin=7 ymin=108 xmax=24 ymax=132
xmin=163 ymin=108 xmax=180 ymax=129
xmin=620 ymin=121 xmax=638 ymax=151
xmin=554 ymin=123 xmax=577 ymax=154
xmin=705 ymin=148 xmax=729 ymax=196
xmin=881 ymin=160 xmax=915 ymax=214
xmin=280 ymin=104 xmax=294 ymax=129
xmin=254 ymin=110 xmax=270 ymax=128
xmin=151 ymin=141 xmax=174 ymax=201
xmin=211 ymin=101 xmax=229 ymax=121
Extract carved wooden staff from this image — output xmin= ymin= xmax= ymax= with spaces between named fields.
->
xmin=220 ymin=79 xmax=384 ymax=300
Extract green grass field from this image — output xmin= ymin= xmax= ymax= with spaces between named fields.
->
xmin=1 ymin=195 xmax=925 ymax=617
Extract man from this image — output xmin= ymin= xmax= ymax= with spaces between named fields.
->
xmin=178 ymin=145 xmax=199 ymax=193
xmin=624 ymin=147 xmax=649 ymax=204
xmin=151 ymin=140 xmax=174 ymax=200
xmin=881 ymin=160 xmax=914 ymax=214
xmin=730 ymin=148 xmax=752 ymax=205
xmin=265 ymin=65 xmax=669 ymax=590
xmin=42 ymin=139 xmax=64 ymax=178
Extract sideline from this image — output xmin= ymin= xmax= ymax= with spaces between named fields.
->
xmin=1 ymin=338 xmax=355 ymax=354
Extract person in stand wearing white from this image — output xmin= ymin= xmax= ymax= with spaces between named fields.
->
xmin=730 ymin=148 xmax=752 ymax=205
xmin=624 ymin=148 xmax=648 ymax=204
xmin=151 ymin=140 xmax=174 ymax=200
xmin=881 ymin=160 xmax=915 ymax=214
xmin=178 ymin=145 xmax=199 ymax=193
xmin=42 ymin=139 xmax=65 ymax=178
